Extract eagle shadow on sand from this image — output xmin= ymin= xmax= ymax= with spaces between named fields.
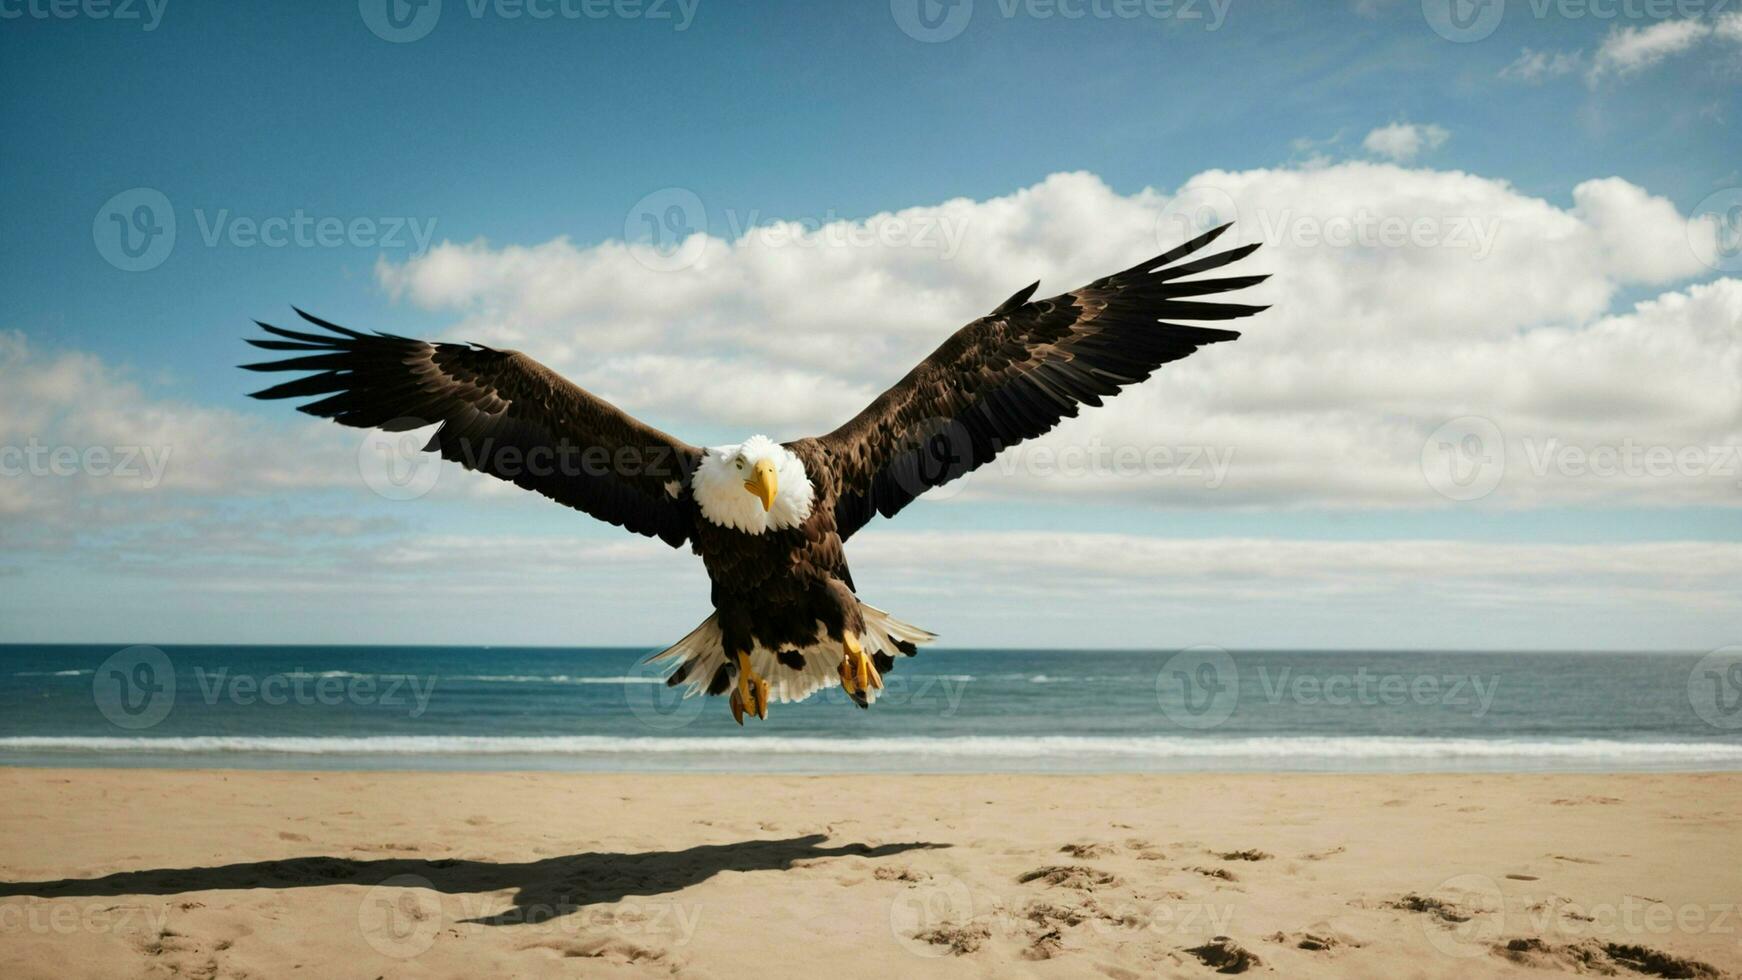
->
xmin=0 ymin=834 xmax=947 ymax=925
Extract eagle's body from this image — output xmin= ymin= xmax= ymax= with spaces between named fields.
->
xmin=245 ymin=224 xmax=1268 ymax=721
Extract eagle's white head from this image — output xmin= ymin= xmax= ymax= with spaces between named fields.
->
xmin=693 ymin=435 xmax=815 ymax=534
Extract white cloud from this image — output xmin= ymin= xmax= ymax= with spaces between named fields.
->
xmin=1717 ymin=11 xmax=1742 ymax=44
xmin=1499 ymin=47 xmax=1583 ymax=83
xmin=1360 ymin=122 xmax=1450 ymax=162
xmin=0 ymin=332 xmax=365 ymax=517
xmin=374 ymin=166 xmax=1737 ymax=510
xmin=1513 ymin=16 xmax=1742 ymax=87
xmin=1588 ymin=17 xmax=1713 ymax=83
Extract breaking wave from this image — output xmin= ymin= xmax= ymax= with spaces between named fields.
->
xmin=4 ymin=734 xmax=1741 ymax=767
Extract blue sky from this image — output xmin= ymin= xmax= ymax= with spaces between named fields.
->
xmin=1 ymin=0 xmax=1739 ymax=649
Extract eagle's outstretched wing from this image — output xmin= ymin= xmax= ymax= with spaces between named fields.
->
xmin=811 ymin=223 xmax=1267 ymax=541
xmin=243 ymin=310 xmax=700 ymax=548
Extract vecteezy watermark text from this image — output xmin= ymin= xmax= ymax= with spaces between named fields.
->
xmin=989 ymin=440 xmax=1235 ymax=487
xmin=193 ymin=209 xmax=438 ymax=253
xmin=1422 ymin=417 xmax=1742 ymax=502
xmin=1423 ymin=0 xmax=1736 ymax=43
xmin=93 ymin=646 xmax=440 ymax=730
xmin=192 ymin=669 xmax=438 ymax=718
xmin=0 ymin=0 xmax=168 ymax=30
xmin=624 ymin=187 xmax=972 ymax=272
xmin=1255 ymin=666 xmax=1499 ymax=717
xmin=1412 ymin=871 xmax=1742 ymax=960
xmin=0 ymin=901 xmax=172 ymax=937
xmin=0 ymin=440 xmax=172 ymax=488
xmin=890 ymin=0 xmax=1232 ymax=43
xmin=94 ymin=187 xmax=437 ymax=272
xmin=1156 ymin=647 xmax=1502 ymax=729
xmin=359 ymin=0 xmax=698 ymax=43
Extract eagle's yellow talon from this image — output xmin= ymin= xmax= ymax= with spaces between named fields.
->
xmin=841 ymin=632 xmax=880 ymax=697
xmin=734 ymin=651 xmax=768 ymax=721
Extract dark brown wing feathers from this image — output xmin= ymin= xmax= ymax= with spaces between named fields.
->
xmin=817 ymin=223 xmax=1267 ymax=540
xmin=243 ymin=309 xmax=699 ymax=548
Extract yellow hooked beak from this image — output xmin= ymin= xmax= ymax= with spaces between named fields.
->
xmin=744 ymin=458 xmax=778 ymax=512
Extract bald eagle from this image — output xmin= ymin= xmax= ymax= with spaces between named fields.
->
xmin=244 ymin=224 xmax=1266 ymax=723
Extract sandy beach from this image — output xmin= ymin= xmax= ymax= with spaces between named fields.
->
xmin=0 ymin=769 xmax=1738 ymax=978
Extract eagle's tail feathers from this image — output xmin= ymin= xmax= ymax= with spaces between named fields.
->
xmin=647 ymin=602 xmax=935 ymax=707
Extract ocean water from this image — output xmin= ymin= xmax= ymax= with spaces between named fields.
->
xmin=1 ymin=645 xmax=1739 ymax=773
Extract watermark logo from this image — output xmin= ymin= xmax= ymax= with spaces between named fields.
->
xmin=358 ymin=421 xmax=444 ymax=501
xmin=1689 ymin=646 xmax=1742 ymax=730
xmin=724 ymin=208 xmax=970 ymax=258
xmin=626 ymin=187 xmax=708 ymax=272
xmin=885 ymin=417 xmax=978 ymax=503
xmin=1156 ymin=184 xmax=1247 ymax=253
xmin=93 ymin=645 xmax=175 ymax=730
xmin=1688 ymin=187 xmax=1742 ymax=274
xmin=360 ymin=0 xmax=443 ymax=41
xmin=624 ymin=658 xmax=707 ymax=730
xmin=888 ymin=873 xmax=977 ymax=957
xmin=94 ymin=188 xmax=176 ymax=272
xmin=1156 ymin=645 xmax=1238 ymax=729
xmin=1419 ymin=873 xmax=1507 ymax=957
xmin=1422 ymin=416 xmax=1505 ymax=501
xmin=358 ymin=874 xmax=443 ymax=958
xmin=890 ymin=0 xmax=973 ymax=41
xmin=1422 ymin=0 xmax=1505 ymax=42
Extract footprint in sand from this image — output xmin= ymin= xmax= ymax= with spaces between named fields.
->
xmin=1017 ymin=865 xmax=1122 ymax=890
xmin=1215 ymin=849 xmax=1271 ymax=862
xmin=1497 ymin=937 xmax=1722 ymax=978
xmin=1266 ymin=930 xmax=1352 ymax=952
xmin=518 ymin=937 xmax=670 ymax=965
xmin=1185 ymin=936 xmax=1262 ymax=974
xmin=1059 ymin=841 xmax=1116 ymax=859
xmin=1548 ymin=796 xmax=1623 ymax=806
xmin=1021 ymin=927 xmax=1065 ymax=960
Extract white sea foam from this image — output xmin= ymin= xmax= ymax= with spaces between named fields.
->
xmin=4 ymin=734 xmax=1741 ymax=765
